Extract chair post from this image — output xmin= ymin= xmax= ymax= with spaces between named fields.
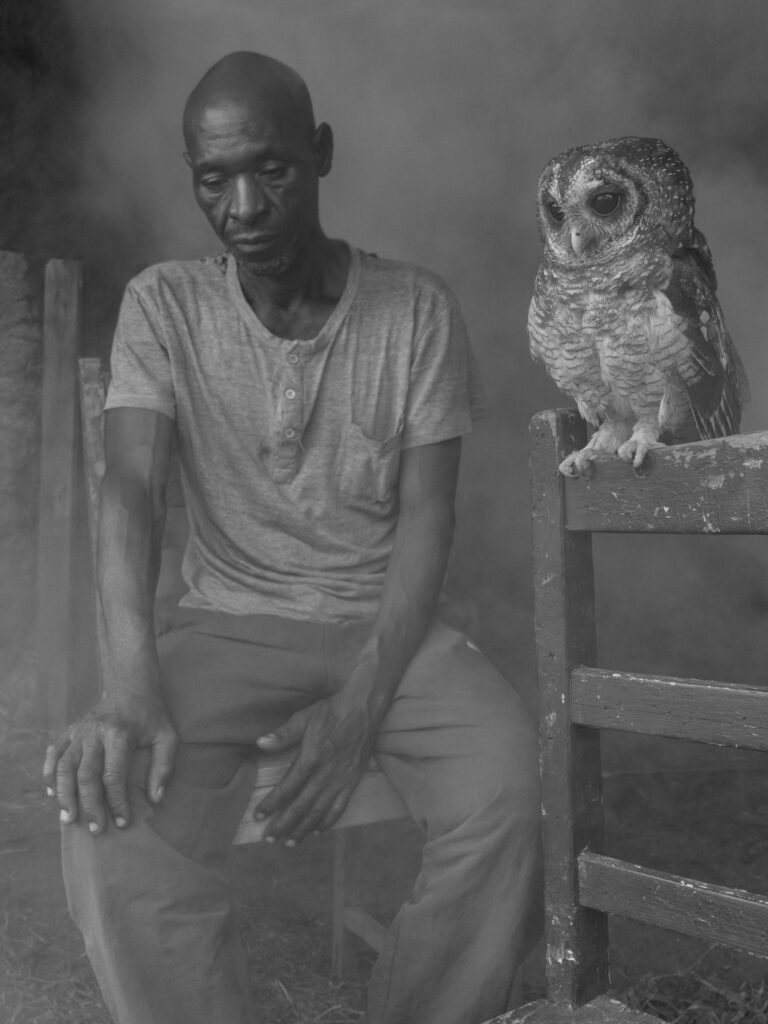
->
xmin=36 ymin=259 xmax=83 ymax=730
xmin=529 ymin=410 xmax=608 ymax=1008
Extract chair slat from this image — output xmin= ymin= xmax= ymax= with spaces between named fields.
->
xmin=579 ymin=853 xmax=768 ymax=957
xmin=563 ymin=430 xmax=768 ymax=535
xmin=572 ymin=668 xmax=768 ymax=750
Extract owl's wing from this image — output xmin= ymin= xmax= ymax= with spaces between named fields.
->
xmin=661 ymin=240 xmax=748 ymax=439
xmin=527 ymin=267 xmax=551 ymax=365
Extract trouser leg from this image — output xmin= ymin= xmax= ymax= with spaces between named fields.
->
xmin=62 ymin=746 xmax=259 ymax=1024
xmin=356 ymin=623 xmax=543 ymax=1024
xmin=62 ymin=613 xmax=330 ymax=1024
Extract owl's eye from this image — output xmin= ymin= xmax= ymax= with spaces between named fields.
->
xmin=546 ymin=200 xmax=565 ymax=224
xmin=589 ymin=191 xmax=622 ymax=216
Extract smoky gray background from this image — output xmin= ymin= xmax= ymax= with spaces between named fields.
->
xmin=42 ymin=0 xmax=768 ymax=708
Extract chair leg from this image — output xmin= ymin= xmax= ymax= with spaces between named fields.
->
xmin=332 ymin=827 xmax=362 ymax=978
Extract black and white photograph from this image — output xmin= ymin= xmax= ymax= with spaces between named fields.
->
xmin=1 ymin=2 xmax=768 ymax=1022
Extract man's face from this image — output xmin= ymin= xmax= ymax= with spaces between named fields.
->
xmin=185 ymin=98 xmax=330 ymax=275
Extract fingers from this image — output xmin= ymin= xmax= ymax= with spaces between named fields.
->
xmin=44 ymin=724 xmax=142 ymax=832
xmin=76 ymin=739 xmax=108 ymax=833
xmin=43 ymin=734 xmax=72 ymax=796
xmin=102 ymin=731 xmax=132 ymax=827
xmin=255 ymin=755 xmax=308 ymax=821
xmin=256 ymin=707 xmax=309 ymax=752
xmin=54 ymin=739 xmax=81 ymax=826
xmin=261 ymin=764 xmax=357 ymax=845
xmin=317 ymin=789 xmax=355 ymax=833
xmin=147 ymin=727 xmax=179 ymax=803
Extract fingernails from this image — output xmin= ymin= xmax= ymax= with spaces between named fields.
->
xmin=265 ymin=835 xmax=275 ymax=844
xmin=115 ymin=817 xmax=126 ymax=829
xmin=88 ymin=822 xmax=100 ymax=834
xmin=285 ymin=839 xmax=297 ymax=848
xmin=59 ymin=810 xmax=72 ymax=824
xmin=152 ymin=786 xmax=164 ymax=803
xmin=46 ymin=787 xmax=55 ymax=798
xmin=254 ymin=812 xmax=265 ymax=821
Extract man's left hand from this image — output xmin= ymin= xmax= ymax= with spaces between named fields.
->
xmin=254 ymin=694 xmax=379 ymax=844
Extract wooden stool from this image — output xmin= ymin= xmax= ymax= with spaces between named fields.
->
xmin=78 ymin=357 xmax=409 ymax=978
xmin=489 ymin=409 xmax=768 ymax=1024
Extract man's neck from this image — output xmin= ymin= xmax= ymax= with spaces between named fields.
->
xmin=236 ymin=235 xmax=350 ymax=340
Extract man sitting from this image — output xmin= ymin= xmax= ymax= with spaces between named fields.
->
xmin=44 ymin=50 xmax=542 ymax=1024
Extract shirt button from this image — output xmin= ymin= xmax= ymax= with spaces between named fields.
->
xmin=285 ymin=428 xmax=296 ymax=439
xmin=285 ymin=388 xmax=297 ymax=400
xmin=288 ymin=354 xmax=299 ymax=365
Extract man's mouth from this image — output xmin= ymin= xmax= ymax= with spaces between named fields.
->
xmin=231 ymin=234 xmax=279 ymax=250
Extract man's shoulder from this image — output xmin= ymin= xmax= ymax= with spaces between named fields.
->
xmin=356 ymin=249 xmax=458 ymax=310
xmin=126 ymin=253 xmax=230 ymax=300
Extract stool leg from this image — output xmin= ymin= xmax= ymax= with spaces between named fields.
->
xmin=332 ymin=827 xmax=362 ymax=978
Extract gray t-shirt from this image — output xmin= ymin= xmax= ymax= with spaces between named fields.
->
xmin=106 ymin=245 xmax=485 ymax=622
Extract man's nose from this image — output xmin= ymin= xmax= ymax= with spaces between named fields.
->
xmin=230 ymin=176 xmax=268 ymax=222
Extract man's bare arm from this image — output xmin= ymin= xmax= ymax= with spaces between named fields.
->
xmin=256 ymin=436 xmax=461 ymax=843
xmin=43 ymin=407 xmax=178 ymax=833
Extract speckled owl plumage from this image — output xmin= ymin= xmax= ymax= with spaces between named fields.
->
xmin=527 ymin=136 xmax=748 ymax=476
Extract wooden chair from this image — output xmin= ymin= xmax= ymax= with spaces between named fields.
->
xmin=78 ymin=357 xmax=409 ymax=977
xmin=489 ymin=409 xmax=768 ymax=1024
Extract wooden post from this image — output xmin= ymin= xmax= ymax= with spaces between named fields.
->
xmin=36 ymin=259 xmax=82 ymax=732
xmin=529 ymin=410 xmax=608 ymax=1008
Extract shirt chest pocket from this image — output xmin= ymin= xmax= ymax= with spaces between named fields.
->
xmin=338 ymin=423 xmax=403 ymax=505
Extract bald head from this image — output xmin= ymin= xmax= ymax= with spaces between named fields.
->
xmin=183 ymin=52 xmax=316 ymax=150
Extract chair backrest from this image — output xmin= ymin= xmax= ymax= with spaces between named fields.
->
xmin=530 ymin=409 xmax=768 ymax=1009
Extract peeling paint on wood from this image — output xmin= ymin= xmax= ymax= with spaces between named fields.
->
xmin=571 ymin=668 xmax=768 ymax=750
xmin=579 ymin=853 xmax=768 ymax=958
xmin=524 ymin=409 xmax=768 ymax=1022
xmin=530 ymin=411 xmax=608 ymax=1007
xmin=555 ymin=411 xmax=768 ymax=534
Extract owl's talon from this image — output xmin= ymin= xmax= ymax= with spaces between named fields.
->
xmin=558 ymin=451 xmax=596 ymax=477
xmin=617 ymin=436 xmax=664 ymax=468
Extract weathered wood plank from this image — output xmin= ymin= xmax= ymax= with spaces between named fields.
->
xmin=579 ymin=853 xmax=768 ymax=957
xmin=37 ymin=260 xmax=82 ymax=730
xmin=530 ymin=411 xmax=608 ymax=1006
xmin=0 ymin=252 xmax=43 ymax=653
xmin=562 ymin=429 xmax=768 ymax=535
xmin=572 ymin=668 xmax=768 ymax=750
xmin=486 ymin=994 xmax=660 ymax=1023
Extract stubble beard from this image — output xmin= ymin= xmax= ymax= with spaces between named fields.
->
xmin=235 ymin=231 xmax=301 ymax=279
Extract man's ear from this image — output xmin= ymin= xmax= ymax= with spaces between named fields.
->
xmin=313 ymin=123 xmax=333 ymax=178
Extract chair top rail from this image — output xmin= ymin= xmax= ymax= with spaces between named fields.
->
xmin=531 ymin=410 xmax=768 ymax=535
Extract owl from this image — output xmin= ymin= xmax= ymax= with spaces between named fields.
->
xmin=527 ymin=136 xmax=748 ymax=476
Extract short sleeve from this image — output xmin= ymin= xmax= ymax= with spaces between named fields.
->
xmin=401 ymin=288 xmax=486 ymax=450
xmin=104 ymin=281 xmax=176 ymax=419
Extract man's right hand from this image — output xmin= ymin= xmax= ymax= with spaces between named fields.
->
xmin=42 ymin=695 xmax=178 ymax=835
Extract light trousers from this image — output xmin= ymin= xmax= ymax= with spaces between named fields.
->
xmin=62 ymin=610 xmax=542 ymax=1024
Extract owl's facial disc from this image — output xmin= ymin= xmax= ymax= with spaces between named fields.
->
xmin=567 ymin=183 xmax=630 ymax=256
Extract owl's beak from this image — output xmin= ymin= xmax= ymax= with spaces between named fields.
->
xmin=570 ymin=226 xmax=590 ymax=256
